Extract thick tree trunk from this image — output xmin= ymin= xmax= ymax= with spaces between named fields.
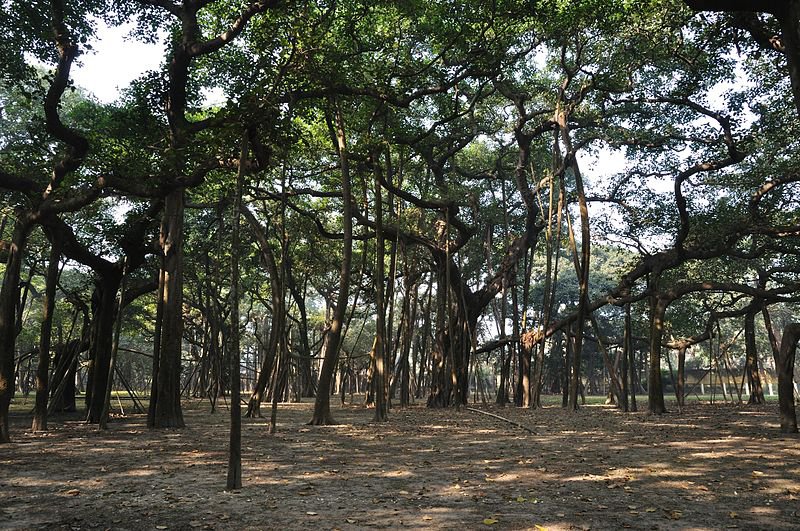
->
xmin=0 ymin=218 xmax=33 ymax=442
xmin=86 ymin=272 xmax=122 ymax=423
xmin=151 ymin=188 xmax=186 ymax=428
xmin=32 ymin=241 xmax=61 ymax=432
xmin=777 ymin=323 xmax=800 ymax=433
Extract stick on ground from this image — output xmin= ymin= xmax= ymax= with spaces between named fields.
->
xmin=466 ymin=407 xmax=536 ymax=434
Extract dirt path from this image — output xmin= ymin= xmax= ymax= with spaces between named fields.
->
xmin=2 ymin=400 xmax=799 ymax=530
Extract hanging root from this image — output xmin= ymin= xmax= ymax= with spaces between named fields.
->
xmin=466 ymin=407 xmax=536 ymax=434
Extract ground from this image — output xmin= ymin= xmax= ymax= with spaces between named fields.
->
xmin=2 ymin=397 xmax=799 ymax=530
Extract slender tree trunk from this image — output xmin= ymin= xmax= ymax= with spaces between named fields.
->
xmin=626 ymin=304 xmax=638 ymax=412
xmin=242 ymin=206 xmax=283 ymax=418
xmin=33 ymin=241 xmax=61 ymax=432
xmin=647 ymin=286 xmax=668 ymax=415
xmin=227 ymin=134 xmax=247 ymax=489
xmin=310 ymin=101 xmax=353 ymax=425
xmin=373 ymin=151 xmax=388 ymax=422
xmin=676 ymin=346 xmax=687 ymax=408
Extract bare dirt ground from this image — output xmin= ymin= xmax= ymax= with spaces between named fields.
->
xmin=2 ymin=398 xmax=799 ymax=530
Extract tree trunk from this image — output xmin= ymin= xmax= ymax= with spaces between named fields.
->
xmin=744 ymin=310 xmax=765 ymax=404
xmin=373 ymin=151 xmax=388 ymax=422
xmin=242 ymin=206 xmax=283 ymax=418
xmin=0 ymin=217 xmax=34 ymax=443
xmin=777 ymin=323 xmax=800 ymax=433
xmin=310 ymin=101 xmax=353 ymax=425
xmin=647 ymin=290 xmax=668 ymax=415
xmin=32 ymin=241 xmax=61 ymax=432
xmin=86 ymin=271 xmax=123 ymax=423
xmin=227 ymin=134 xmax=247 ymax=490
xmin=151 ymin=188 xmax=186 ymax=428
xmin=676 ymin=346 xmax=687 ymax=408
xmin=626 ymin=304 xmax=638 ymax=412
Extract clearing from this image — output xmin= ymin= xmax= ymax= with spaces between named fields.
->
xmin=2 ymin=399 xmax=799 ymax=530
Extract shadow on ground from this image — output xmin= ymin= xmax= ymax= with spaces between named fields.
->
xmin=2 ymin=398 xmax=799 ymax=530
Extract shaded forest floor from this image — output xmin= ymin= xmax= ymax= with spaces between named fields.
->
xmin=2 ymin=397 xmax=800 ymax=530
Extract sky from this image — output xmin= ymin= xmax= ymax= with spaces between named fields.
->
xmin=71 ymin=19 xmax=164 ymax=103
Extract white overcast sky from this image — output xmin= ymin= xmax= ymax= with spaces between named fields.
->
xmin=71 ymin=19 xmax=164 ymax=103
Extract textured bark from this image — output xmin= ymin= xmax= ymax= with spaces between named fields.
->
xmin=676 ymin=346 xmax=687 ymax=408
xmin=310 ymin=102 xmax=353 ymax=425
xmin=227 ymin=135 xmax=247 ymax=490
xmin=744 ymin=310 xmax=765 ymax=404
xmin=242 ymin=206 xmax=283 ymax=418
xmin=32 ymin=241 xmax=61 ymax=431
xmin=0 ymin=218 xmax=33 ymax=443
xmin=647 ymin=291 xmax=668 ymax=415
xmin=777 ymin=323 xmax=800 ymax=433
xmin=86 ymin=272 xmax=123 ymax=423
xmin=373 ymin=152 xmax=388 ymax=422
xmin=151 ymin=189 xmax=186 ymax=428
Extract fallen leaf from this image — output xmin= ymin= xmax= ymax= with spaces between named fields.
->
xmin=666 ymin=510 xmax=682 ymax=520
xmin=535 ymin=525 xmax=548 ymax=531
xmin=155 ymin=526 xmax=168 ymax=530
xmin=516 ymin=496 xmax=527 ymax=503
xmin=645 ymin=508 xmax=657 ymax=513
xmin=306 ymin=512 xmax=318 ymax=516
xmin=483 ymin=518 xmax=498 ymax=525
xmin=729 ymin=512 xmax=738 ymax=519
xmin=64 ymin=489 xmax=80 ymax=497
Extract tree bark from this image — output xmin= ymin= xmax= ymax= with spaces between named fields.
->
xmin=242 ymin=206 xmax=283 ymax=418
xmin=0 ymin=217 xmax=34 ymax=442
xmin=226 ymin=134 xmax=247 ymax=489
xmin=151 ymin=188 xmax=186 ymax=428
xmin=777 ymin=323 xmax=800 ymax=433
xmin=744 ymin=309 xmax=765 ymax=404
xmin=32 ymin=240 xmax=61 ymax=432
xmin=647 ymin=288 xmax=668 ymax=415
xmin=310 ymin=101 xmax=353 ymax=425
xmin=373 ymin=151 xmax=388 ymax=422
xmin=86 ymin=271 xmax=123 ymax=423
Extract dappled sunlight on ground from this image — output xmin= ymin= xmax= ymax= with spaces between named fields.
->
xmin=2 ymin=398 xmax=799 ymax=529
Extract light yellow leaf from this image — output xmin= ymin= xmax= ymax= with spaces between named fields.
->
xmin=483 ymin=518 xmax=498 ymax=525
xmin=645 ymin=508 xmax=657 ymax=513
xmin=729 ymin=512 xmax=738 ymax=519
xmin=535 ymin=525 xmax=548 ymax=531
xmin=516 ymin=496 xmax=527 ymax=503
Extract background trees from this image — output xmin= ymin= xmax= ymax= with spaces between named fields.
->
xmin=2 ymin=0 xmax=800 ymax=447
